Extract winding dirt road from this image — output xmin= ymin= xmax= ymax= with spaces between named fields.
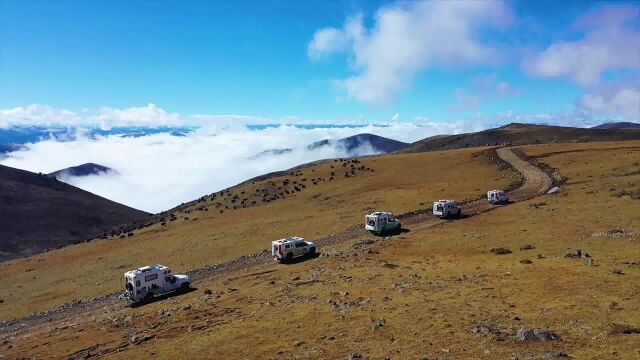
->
xmin=0 ymin=146 xmax=554 ymax=333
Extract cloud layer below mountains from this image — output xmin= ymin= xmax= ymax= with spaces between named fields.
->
xmin=0 ymin=123 xmax=485 ymax=213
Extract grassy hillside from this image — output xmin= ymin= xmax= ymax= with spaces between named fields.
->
xmin=4 ymin=141 xmax=639 ymax=359
xmin=0 ymin=164 xmax=149 ymax=261
xmin=401 ymin=123 xmax=640 ymax=153
xmin=0 ymin=147 xmax=513 ymax=320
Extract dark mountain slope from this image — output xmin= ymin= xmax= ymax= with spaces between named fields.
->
xmin=49 ymin=163 xmax=117 ymax=178
xmin=0 ymin=164 xmax=149 ymax=261
xmin=307 ymin=133 xmax=409 ymax=153
xmin=591 ymin=122 xmax=640 ymax=129
xmin=252 ymin=133 xmax=408 ymax=159
xmin=401 ymin=123 xmax=640 ymax=153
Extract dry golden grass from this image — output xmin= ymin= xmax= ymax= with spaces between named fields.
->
xmin=4 ymin=141 xmax=640 ymax=360
xmin=0 ymin=147 xmax=511 ymax=320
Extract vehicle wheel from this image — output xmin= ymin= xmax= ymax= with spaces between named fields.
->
xmin=457 ymin=209 xmax=462 ymax=218
xmin=181 ymin=282 xmax=190 ymax=291
xmin=396 ymin=224 xmax=401 ymax=233
xmin=309 ymin=247 xmax=316 ymax=256
xmin=145 ymin=292 xmax=154 ymax=302
xmin=285 ymin=252 xmax=293 ymax=263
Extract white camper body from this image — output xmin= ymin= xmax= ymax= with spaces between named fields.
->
xmin=124 ymin=264 xmax=190 ymax=302
xmin=272 ymin=237 xmax=316 ymax=262
xmin=487 ymin=189 xmax=509 ymax=204
xmin=365 ymin=212 xmax=401 ymax=234
xmin=433 ymin=200 xmax=461 ymax=218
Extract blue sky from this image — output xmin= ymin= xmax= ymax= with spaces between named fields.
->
xmin=1 ymin=0 xmax=638 ymax=126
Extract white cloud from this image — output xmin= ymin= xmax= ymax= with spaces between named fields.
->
xmin=391 ymin=113 xmax=399 ymax=122
xmin=0 ymin=122 xmax=487 ymax=212
xmin=307 ymin=27 xmax=349 ymax=60
xmin=578 ymin=88 xmax=640 ymax=120
xmin=308 ymin=0 xmax=512 ymax=103
xmin=0 ymin=103 xmax=183 ymax=129
xmin=0 ymin=104 xmax=81 ymax=128
xmin=524 ymin=5 xmax=640 ymax=86
xmin=87 ymin=103 xmax=182 ymax=127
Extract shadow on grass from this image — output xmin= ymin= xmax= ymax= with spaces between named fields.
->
xmin=369 ymin=227 xmax=409 ymax=237
xmin=129 ymin=287 xmax=198 ymax=308
xmin=279 ymin=252 xmax=321 ymax=265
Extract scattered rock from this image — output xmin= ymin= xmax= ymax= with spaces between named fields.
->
xmin=348 ymin=353 xmax=363 ymax=360
xmin=520 ymin=244 xmax=535 ymax=251
xmin=520 ymin=259 xmax=533 ymax=264
xmin=129 ymin=334 xmax=155 ymax=345
xmin=612 ymin=268 xmax=625 ymax=275
xmin=491 ymin=247 xmax=512 ymax=255
xmin=563 ymin=249 xmax=590 ymax=259
xmin=517 ymin=328 xmax=560 ymax=342
xmin=381 ymin=262 xmax=399 ymax=269
xmin=294 ymin=340 xmax=305 ymax=347
xmin=203 ymin=289 xmax=213 ymax=295
xmin=371 ymin=318 xmax=386 ymax=330
xmin=609 ymin=323 xmax=640 ymax=335
xmin=547 ymin=186 xmax=560 ymax=195
xmin=541 ymin=351 xmax=571 ymax=358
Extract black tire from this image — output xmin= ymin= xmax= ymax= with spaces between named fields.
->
xmin=309 ymin=247 xmax=316 ymax=256
xmin=285 ymin=252 xmax=293 ymax=263
xmin=457 ymin=209 xmax=462 ymax=218
xmin=396 ymin=223 xmax=401 ymax=233
xmin=145 ymin=292 xmax=154 ymax=302
xmin=181 ymin=282 xmax=190 ymax=291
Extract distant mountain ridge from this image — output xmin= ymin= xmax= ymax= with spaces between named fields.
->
xmin=49 ymin=163 xmax=117 ymax=178
xmin=307 ymin=133 xmax=409 ymax=153
xmin=591 ymin=122 xmax=640 ymax=129
xmin=0 ymin=164 xmax=148 ymax=261
xmin=251 ymin=133 xmax=408 ymax=159
xmin=401 ymin=123 xmax=640 ymax=153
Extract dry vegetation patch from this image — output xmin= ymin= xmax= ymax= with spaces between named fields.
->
xmin=2 ymin=141 xmax=639 ymax=359
xmin=0 ymin=147 xmax=512 ymax=320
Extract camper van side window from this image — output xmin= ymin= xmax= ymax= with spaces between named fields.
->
xmin=144 ymin=273 xmax=158 ymax=282
xmin=135 ymin=280 xmax=141 ymax=287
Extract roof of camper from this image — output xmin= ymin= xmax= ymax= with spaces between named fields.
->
xmin=272 ymin=236 xmax=304 ymax=244
xmin=125 ymin=264 xmax=169 ymax=276
xmin=436 ymin=199 xmax=457 ymax=203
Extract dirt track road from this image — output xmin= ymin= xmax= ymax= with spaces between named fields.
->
xmin=496 ymin=147 xmax=553 ymax=201
xmin=0 ymin=146 xmax=554 ymax=333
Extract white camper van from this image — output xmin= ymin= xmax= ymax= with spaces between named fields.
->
xmin=433 ymin=200 xmax=461 ymax=218
xmin=124 ymin=264 xmax=191 ymax=302
xmin=272 ymin=237 xmax=316 ymax=262
xmin=365 ymin=212 xmax=401 ymax=234
xmin=487 ymin=189 xmax=509 ymax=204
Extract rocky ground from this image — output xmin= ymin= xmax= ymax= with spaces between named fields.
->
xmin=2 ymin=142 xmax=639 ymax=359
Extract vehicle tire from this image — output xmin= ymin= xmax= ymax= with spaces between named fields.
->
xmin=181 ymin=282 xmax=190 ymax=291
xmin=457 ymin=209 xmax=462 ymax=218
xmin=396 ymin=224 xmax=401 ymax=233
xmin=309 ymin=247 xmax=316 ymax=256
xmin=145 ymin=292 xmax=154 ymax=302
xmin=285 ymin=252 xmax=293 ymax=263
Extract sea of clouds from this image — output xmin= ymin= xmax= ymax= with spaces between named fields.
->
xmin=0 ymin=122 xmax=490 ymax=213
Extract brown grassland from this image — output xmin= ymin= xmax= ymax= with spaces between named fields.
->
xmin=2 ymin=141 xmax=639 ymax=359
xmin=0 ymin=147 xmax=512 ymax=321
